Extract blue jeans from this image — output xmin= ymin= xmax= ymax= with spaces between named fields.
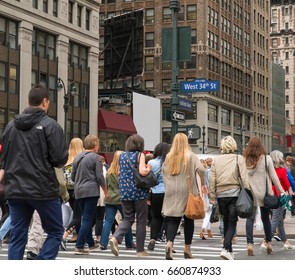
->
xmin=76 ymin=196 xmax=98 ymax=249
xmin=8 ymin=199 xmax=63 ymax=260
xmin=0 ymin=215 xmax=11 ymax=240
xmin=100 ymin=204 xmax=133 ymax=247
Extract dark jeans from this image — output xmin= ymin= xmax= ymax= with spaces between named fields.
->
xmin=217 ymin=197 xmax=238 ymax=252
xmin=150 ymin=193 xmax=165 ymax=240
xmin=8 ymin=198 xmax=63 ymax=260
xmin=100 ymin=204 xmax=133 ymax=247
xmin=94 ymin=206 xmax=105 ymax=237
xmin=165 ymin=215 xmax=194 ymax=245
xmin=113 ymin=199 xmax=147 ymax=253
xmin=246 ymin=206 xmax=272 ymax=244
xmin=76 ymin=196 xmax=98 ymax=249
xmin=66 ymin=197 xmax=81 ymax=234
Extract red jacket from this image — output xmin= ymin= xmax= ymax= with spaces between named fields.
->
xmin=273 ymin=168 xmax=290 ymax=197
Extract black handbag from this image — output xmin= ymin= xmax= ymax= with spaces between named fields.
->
xmin=126 ymin=152 xmax=158 ymax=190
xmin=235 ymin=155 xmax=254 ymax=219
xmin=263 ymin=155 xmax=279 ymax=209
xmin=210 ymin=204 xmax=220 ymax=223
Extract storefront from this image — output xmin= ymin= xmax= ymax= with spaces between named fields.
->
xmin=98 ymin=109 xmax=137 ymax=164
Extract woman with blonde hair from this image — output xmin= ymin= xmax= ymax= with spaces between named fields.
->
xmin=99 ymin=150 xmax=134 ymax=250
xmin=61 ymin=137 xmax=84 ymax=250
xmin=162 ymin=133 xmax=206 ymax=260
xmin=209 ymin=136 xmax=250 ymax=260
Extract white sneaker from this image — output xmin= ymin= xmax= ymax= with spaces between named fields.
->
xmin=284 ymin=243 xmax=295 ymax=250
xmin=220 ymin=249 xmax=234 ymax=260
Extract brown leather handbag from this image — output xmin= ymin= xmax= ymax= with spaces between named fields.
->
xmin=184 ymin=168 xmax=205 ymax=220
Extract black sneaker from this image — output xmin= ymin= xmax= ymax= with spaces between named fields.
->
xmin=60 ymin=239 xmax=67 ymax=251
xmin=26 ymin=251 xmax=37 ymax=260
xmin=274 ymin=235 xmax=281 ymax=241
xmin=148 ymin=239 xmax=156 ymax=251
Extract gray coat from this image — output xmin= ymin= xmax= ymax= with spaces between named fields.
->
xmin=162 ymin=152 xmax=205 ymax=217
xmin=71 ymin=152 xmax=106 ymax=199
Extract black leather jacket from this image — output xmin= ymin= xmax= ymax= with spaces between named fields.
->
xmin=2 ymin=107 xmax=68 ymax=200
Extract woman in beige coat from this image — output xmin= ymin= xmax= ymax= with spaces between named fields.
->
xmin=162 ymin=133 xmax=206 ymax=260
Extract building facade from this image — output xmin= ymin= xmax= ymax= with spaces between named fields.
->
xmin=99 ymin=0 xmax=272 ymax=154
xmin=270 ymin=0 xmax=295 ymax=151
xmin=0 ymin=0 xmax=100 ymax=145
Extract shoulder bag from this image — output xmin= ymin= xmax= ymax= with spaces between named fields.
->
xmin=235 ymin=155 xmax=254 ymax=219
xmin=126 ymin=152 xmax=158 ymax=190
xmin=263 ymin=155 xmax=280 ymax=209
xmin=184 ymin=166 xmax=205 ymax=220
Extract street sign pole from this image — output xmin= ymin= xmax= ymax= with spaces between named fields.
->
xmin=170 ymin=0 xmax=180 ymax=141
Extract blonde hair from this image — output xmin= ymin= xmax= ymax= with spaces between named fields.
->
xmin=107 ymin=150 xmax=123 ymax=176
xmin=66 ymin=138 xmax=84 ymax=165
xmin=220 ymin=136 xmax=237 ymax=154
xmin=165 ymin=133 xmax=192 ymax=175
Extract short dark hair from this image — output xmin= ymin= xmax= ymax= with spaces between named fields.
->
xmin=28 ymin=84 xmax=50 ymax=106
xmin=125 ymin=134 xmax=144 ymax=152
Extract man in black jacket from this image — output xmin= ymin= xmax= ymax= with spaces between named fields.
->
xmin=2 ymin=84 xmax=68 ymax=259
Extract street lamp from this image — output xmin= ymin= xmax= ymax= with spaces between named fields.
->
xmin=57 ymin=77 xmax=77 ymax=143
xmin=237 ymin=125 xmax=246 ymax=154
xmin=170 ymin=0 xmax=180 ymax=141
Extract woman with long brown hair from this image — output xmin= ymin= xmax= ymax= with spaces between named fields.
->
xmin=243 ymin=136 xmax=284 ymax=256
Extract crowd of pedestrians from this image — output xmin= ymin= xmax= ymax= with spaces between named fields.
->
xmin=0 ymin=84 xmax=295 ymax=260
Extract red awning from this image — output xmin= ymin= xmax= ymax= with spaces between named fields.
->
xmin=98 ymin=109 xmax=137 ymax=134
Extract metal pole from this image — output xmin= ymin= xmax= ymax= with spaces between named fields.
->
xmin=58 ymin=78 xmax=68 ymax=143
xmin=202 ymin=125 xmax=206 ymax=154
xmin=170 ymin=0 xmax=180 ymax=141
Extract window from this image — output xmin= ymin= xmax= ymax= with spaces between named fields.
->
xmin=145 ymin=9 xmax=154 ymax=24
xmin=72 ymin=81 xmax=79 ymax=107
xmin=49 ymin=75 xmax=57 ymax=102
xmin=187 ymin=5 xmax=197 ymax=20
xmin=163 ymin=7 xmax=172 ymax=22
xmin=234 ymin=112 xmax=242 ymax=127
xmin=68 ymin=1 xmax=73 ymax=23
xmin=286 ymin=81 xmax=289 ymax=89
xmin=82 ymin=83 xmax=89 ymax=109
xmin=162 ymin=79 xmax=171 ymax=94
xmin=32 ymin=0 xmax=38 ymax=9
xmin=0 ymin=109 xmax=6 ymax=139
xmin=272 ymin=38 xmax=277 ymax=47
xmin=77 ymin=5 xmax=82 ymax=27
xmin=145 ymin=57 xmax=154 ymax=71
xmin=0 ymin=16 xmax=17 ymax=49
xmin=208 ymin=128 xmax=218 ymax=146
xmin=221 ymin=108 xmax=230 ymax=125
xmin=145 ymin=32 xmax=154 ymax=47
xmin=99 ymin=131 xmax=129 ymax=153
xmin=68 ymin=42 xmax=88 ymax=69
xmin=53 ymin=0 xmax=58 ymax=17
xmin=9 ymin=65 xmax=17 ymax=94
xmin=191 ymin=29 xmax=196 ymax=44
xmin=178 ymin=5 xmax=184 ymax=21
xmin=186 ymin=55 xmax=196 ymax=69
xmin=208 ymin=104 xmax=218 ymax=122
xmin=145 ymin=80 xmax=154 ymax=91
xmin=86 ymin=9 xmax=91 ymax=30
xmin=32 ymin=29 xmax=56 ymax=60
xmin=43 ymin=0 xmax=48 ymax=13
xmin=0 ymin=62 xmax=6 ymax=91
